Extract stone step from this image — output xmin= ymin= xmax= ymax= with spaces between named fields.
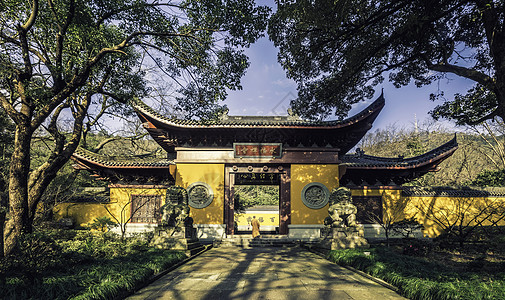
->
xmin=186 ymin=243 xmax=206 ymax=256
xmin=187 ymin=240 xmax=203 ymax=250
xmin=214 ymin=236 xmax=299 ymax=248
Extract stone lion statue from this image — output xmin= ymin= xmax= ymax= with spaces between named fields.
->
xmin=161 ymin=186 xmax=192 ymax=227
xmin=324 ymin=187 xmax=357 ymax=227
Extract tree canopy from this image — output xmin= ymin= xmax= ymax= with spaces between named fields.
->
xmin=0 ymin=0 xmax=269 ymax=255
xmin=268 ymin=0 xmax=505 ymax=124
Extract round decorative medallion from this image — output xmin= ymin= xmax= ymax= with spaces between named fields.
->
xmin=187 ymin=182 xmax=214 ymax=209
xmin=301 ymin=182 xmax=330 ymax=209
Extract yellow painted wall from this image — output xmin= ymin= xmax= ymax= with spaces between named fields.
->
xmin=175 ymin=164 xmax=224 ymax=224
xmin=406 ymin=196 xmax=505 ymax=237
xmin=350 ymin=187 xmax=505 ymax=238
xmin=53 ymin=173 xmax=505 ymax=239
xmin=53 ymin=187 xmax=166 ymax=228
xmin=351 ymin=187 xmax=412 ymax=221
xmin=54 ymin=163 xmax=226 ymax=228
xmin=290 ymin=164 xmax=339 ymax=224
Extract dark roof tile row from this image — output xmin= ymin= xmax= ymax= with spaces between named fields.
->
xmin=131 ymin=93 xmax=385 ymax=128
xmin=402 ymin=186 xmax=505 ymax=197
xmin=341 ymin=135 xmax=458 ymax=168
xmin=73 ymin=148 xmax=175 ymax=168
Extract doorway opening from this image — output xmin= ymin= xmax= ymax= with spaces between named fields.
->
xmin=224 ymin=165 xmax=290 ymax=235
xmin=234 ymin=183 xmax=280 ymax=235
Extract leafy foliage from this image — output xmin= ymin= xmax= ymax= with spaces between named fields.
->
xmin=401 ymin=239 xmax=432 ymax=257
xmin=269 ymin=1 xmax=505 ymax=125
xmin=234 ymin=185 xmax=279 ymax=211
xmin=0 ymin=230 xmax=186 ymax=299
xmin=467 ymin=118 xmax=505 ymax=172
xmin=87 ymin=217 xmax=117 ymax=232
xmin=0 ymin=0 xmax=269 ymax=255
xmin=471 ymin=169 xmax=505 ymax=186
xmin=328 ymin=246 xmax=505 ymax=300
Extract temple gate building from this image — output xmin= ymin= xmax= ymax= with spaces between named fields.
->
xmin=58 ymin=92 xmax=496 ymax=241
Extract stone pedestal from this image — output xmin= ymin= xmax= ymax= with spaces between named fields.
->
xmin=319 ymin=226 xmax=369 ymax=250
xmin=150 ymin=225 xmax=202 ymax=254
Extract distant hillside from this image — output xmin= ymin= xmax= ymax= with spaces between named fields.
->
xmin=356 ymin=125 xmax=503 ymax=186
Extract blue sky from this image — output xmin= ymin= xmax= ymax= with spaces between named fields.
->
xmin=223 ymin=1 xmax=475 ymax=132
xmin=223 ymin=35 xmax=475 ymax=132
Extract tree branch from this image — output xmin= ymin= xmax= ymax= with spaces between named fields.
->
xmin=0 ymin=93 xmax=23 ymax=125
xmin=0 ymin=32 xmax=48 ymax=65
xmin=427 ymin=61 xmax=495 ymax=89
xmin=27 ymin=91 xmax=91 ymax=218
xmin=20 ymin=0 xmax=39 ymax=32
xmin=96 ymin=2 xmax=187 ymax=26
xmin=52 ymin=0 xmax=75 ymax=92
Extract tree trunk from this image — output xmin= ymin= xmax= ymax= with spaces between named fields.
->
xmin=0 ymin=209 xmax=6 ymax=257
xmin=0 ymin=186 xmax=7 ymax=257
xmin=27 ymin=175 xmax=57 ymax=227
xmin=4 ymin=124 xmax=33 ymax=256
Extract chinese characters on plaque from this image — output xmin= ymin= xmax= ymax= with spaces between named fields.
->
xmin=235 ymin=173 xmax=280 ymax=185
xmin=234 ymin=143 xmax=282 ymax=158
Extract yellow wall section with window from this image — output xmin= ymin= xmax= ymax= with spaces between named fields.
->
xmin=175 ymin=163 xmax=224 ymax=224
xmin=53 ymin=187 xmax=166 ymax=228
xmin=290 ymin=164 xmax=339 ymax=224
xmin=350 ymin=187 xmax=505 ymax=238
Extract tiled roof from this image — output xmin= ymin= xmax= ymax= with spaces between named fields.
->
xmin=132 ymin=92 xmax=385 ymax=128
xmin=133 ymin=94 xmax=385 ymax=154
xmin=72 ymin=148 xmax=175 ymax=169
xmin=402 ymin=186 xmax=505 ymax=197
xmin=339 ymin=136 xmax=458 ymax=186
xmin=341 ymin=135 xmax=458 ymax=169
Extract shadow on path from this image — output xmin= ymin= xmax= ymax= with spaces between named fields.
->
xmin=126 ymin=246 xmax=405 ymax=300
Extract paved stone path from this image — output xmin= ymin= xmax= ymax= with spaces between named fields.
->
xmin=126 ymin=246 xmax=406 ymax=300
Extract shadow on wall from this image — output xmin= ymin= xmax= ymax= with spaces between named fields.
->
xmin=290 ymin=164 xmax=339 ymax=225
xmin=361 ymin=186 xmax=505 ymax=238
xmin=175 ymin=164 xmax=225 ymax=225
xmin=411 ymin=190 xmax=505 ymax=238
xmin=53 ymin=186 xmax=166 ymax=231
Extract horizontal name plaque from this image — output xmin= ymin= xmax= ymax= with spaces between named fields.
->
xmin=235 ymin=173 xmax=280 ymax=185
xmin=234 ymin=143 xmax=282 ymax=158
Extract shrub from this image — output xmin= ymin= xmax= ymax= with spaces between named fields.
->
xmin=401 ymin=239 xmax=432 ymax=256
xmin=391 ymin=218 xmax=424 ymax=239
xmin=471 ymin=169 xmax=505 ymax=187
xmin=0 ymin=229 xmax=187 ymax=300
xmin=327 ymin=246 xmax=505 ymax=300
xmin=87 ymin=216 xmax=117 ymax=232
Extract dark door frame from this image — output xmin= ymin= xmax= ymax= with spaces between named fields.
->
xmin=224 ymin=164 xmax=291 ymax=235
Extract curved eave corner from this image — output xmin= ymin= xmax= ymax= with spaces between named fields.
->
xmin=343 ymin=134 xmax=458 ymax=171
xmin=337 ymin=91 xmax=385 ymax=128
xmin=71 ymin=148 xmax=176 ymax=170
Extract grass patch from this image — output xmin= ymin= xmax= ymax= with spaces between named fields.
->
xmin=1 ymin=230 xmax=187 ymax=300
xmin=327 ymin=246 xmax=505 ymax=300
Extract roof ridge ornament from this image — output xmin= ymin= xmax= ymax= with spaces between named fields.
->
xmin=218 ymin=108 xmax=229 ymax=121
xmin=287 ymin=108 xmax=301 ymax=121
